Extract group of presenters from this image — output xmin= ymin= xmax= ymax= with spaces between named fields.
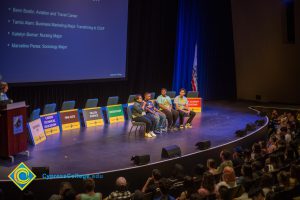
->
xmin=131 ymin=88 xmax=196 ymax=138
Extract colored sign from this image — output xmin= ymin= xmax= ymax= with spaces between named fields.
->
xmin=107 ymin=104 xmax=125 ymax=124
xmin=13 ymin=115 xmax=23 ymax=135
xmin=82 ymin=107 xmax=104 ymax=127
xmin=8 ymin=162 xmax=36 ymax=191
xmin=27 ymin=118 xmax=46 ymax=145
xmin=59 ymin=109 xmax=80 ymax=131
xmin=187 ymin=97 xmax=202 ymax=112
xmin=40 ymin=113 xmax=60 ymax=136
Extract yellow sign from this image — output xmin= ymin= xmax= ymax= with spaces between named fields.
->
xmin=8 ymin=162 xmax=36 ymax=191
xmin=86 ymin=119 xmax=104 ymax=127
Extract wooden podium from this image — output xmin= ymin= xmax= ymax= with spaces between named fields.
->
xmin=0 ymin=101 xmax=29 ymax=162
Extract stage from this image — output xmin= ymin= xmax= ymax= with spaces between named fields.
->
xmin=0 ymin=101 xmax=261 ymax=180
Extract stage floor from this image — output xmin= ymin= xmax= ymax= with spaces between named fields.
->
xmin=0 ymin=101 xmax=260 ymax=180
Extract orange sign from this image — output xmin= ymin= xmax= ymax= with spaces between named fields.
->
xmin=187 ymin=98 xmax=202 ymax=112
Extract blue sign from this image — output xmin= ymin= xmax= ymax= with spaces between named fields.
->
xmin=13 ymin=115 xmax=23 ymax=135
xmin=40 ymin=113 xmax=60 ymax=136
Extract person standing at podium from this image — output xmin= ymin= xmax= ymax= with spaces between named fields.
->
xmin=0 ymin=82 xmax=10 ymax=102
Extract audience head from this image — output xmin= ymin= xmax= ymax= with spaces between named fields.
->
xmin=116 ymin=177 xmax=128 ymax=191
xmin=172 ymin=164 xmax=185 ymax=180
xmin=59 ymin=182 xmax=72 ymax=195
xmin=152 ymin=169 xmax=162 ymax=181
xmin=132 ymin=190 xmax=144 ymax=200
xmin=22 ymin=190 xmax=35 ymax=200
xmin=84 ymin=178 xmax=95 ymax=193
xmin=158 ymin=178 xmax=171 ymax=196
xmin=201 ymin=172 xmax=215 ymax=193
xmin=207 ymin=159 xmax=216 ymax=170
xmin=277 ymin=171 xmax=290 ymax=187
xmin=222 ymin=166 xmax=236 ymax=184
xmin=134 ymin=95 xmax=143 ymax=103
xmin=252 ymin=143 xmax=262 ymax=154
xmin=241 ymin=164 xmax=253 ymax=178
xmin=220 ymin=150 xmax=231 ymax=161
xmin=290 ymin=164 xmax=300 ymax=182
xmin=161 ymin=88 xmax=167 ymax=96
xmin=217 ymin=186 xmax=230 ymax=200
xmin=62 ymin=188 xmax=76 ymax=200
xmin=248 ymin=187 xmax=265 ymax=200
xmin=194 ymin=163 xmax=205 ymax=177
xmin=259 ymin=173 xmax=273 ymax=189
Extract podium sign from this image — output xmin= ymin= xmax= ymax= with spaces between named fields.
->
xmin=107 ymin=104 xmax=125 ymax=124
xmin=187 ymin=98 xmax=202 ymax=113
xmin=59 ymin=109 xmax=80 ymax=131
xmin=0 ymin=101 xmax=28 ymax=157
xmin=28 ymin=118 xmax=46 ymax=145
xmin=82 ymin=107 xmax=104 ymax=127
xmin=40 ymin=113 xmax=60 ymax=136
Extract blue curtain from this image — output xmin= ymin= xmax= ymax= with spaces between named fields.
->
xmin=172 ymin=0 xmax=199 ymax=93
xmin=172 ymin=0 xmax=236 ymax=100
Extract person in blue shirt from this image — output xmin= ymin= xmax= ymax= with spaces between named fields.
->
xmin=156 ymin=88 xmax=179 ymax=131
xmin=0 ymin=82 xmax=9 ymax=102
xmin=144 ymin=92 xmax=167 ymax=133
xmin=131 ymin=94 xmax=157 ymax=138
xmin=174 ymin=88 xmax=196 ymax=129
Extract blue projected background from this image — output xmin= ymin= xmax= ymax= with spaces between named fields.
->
xmin=0 ymin=0 xmax=128 ymax=83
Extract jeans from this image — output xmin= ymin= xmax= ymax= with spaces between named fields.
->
xmin=147 ymin=112 xmax=167 ymax=130
xmin=178 ymin=110 xmax=196 ymax=125
xmin=161 ymin=109 xmax=179 ymax=128
xmin=132 ymin=115 xmax=155 ymax=133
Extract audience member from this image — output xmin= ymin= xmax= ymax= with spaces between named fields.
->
xmin=49 ymin=182 xmax=73 ymax=200
xmin=107 ymin=177 xmax=131 ymax=200
xmin=177 ymin=176 xmax=196 ymax=200
xmin=142 ymin=169 xmax=162 ymax=198
xmin=216 ymin=150 xmax=233 ymax=174
xmin=207 ymin=159 xmax=218 ymax=175
xmin=76 ymin=178 xmax=102 ymax=200
xmin=197 ymin=172 xmax=216 ymax=198
xmin=154 ymin=178 xmax=175 ymax=200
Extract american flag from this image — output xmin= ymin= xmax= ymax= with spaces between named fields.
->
xmin=191 ymin=44 xmax=198 ymax=91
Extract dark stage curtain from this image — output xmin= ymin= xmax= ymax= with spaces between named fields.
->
xmin=172 ymin=0 xmax=236 ymax=100
xmin=8 ymin=0 xmax=179 ymax=112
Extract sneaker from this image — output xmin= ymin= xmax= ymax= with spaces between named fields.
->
xmin=144 ymin=133 xmax=153 ymax=138
xmin=149 ymin=131 xmax=157 ymax=137
xmin=161 ymin=128 xmax=167 ymax=132
xmin=172 ymin=126 xmax=178 ymax=131
xmin=179 ymin=125 xmax=184 ymax=129
xmin=155 ymin=129 xmax=162 ymax=134
xmin=185 ymin=123 xmax=192 ymax=128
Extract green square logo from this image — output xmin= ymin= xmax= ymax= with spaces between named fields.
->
xmin=8 ymin=162 xmax=36 ymax=191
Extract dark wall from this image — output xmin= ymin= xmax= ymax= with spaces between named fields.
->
xmin=8 ymin=0 xmax=179 ymax=111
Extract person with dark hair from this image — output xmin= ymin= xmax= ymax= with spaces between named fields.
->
xmin=132 ymin=190 xmax=144 ymax=200
xmin=193 ymin=164 xmax=206 ymax=183
xmin=63 ymin=189 xmax=76 ymax=200
xmin=142 ymin=169 xmax=162 ymax=197
xmin=216 ymin=150 xmax=233 ymax=174
xmin=76 ymin=178 xmax=102 ymax=200
xmin=251 ymin=143 xmax=263 ymax=160
xmin=248 ymin=187 xmax=265 ymax=200
xmin=22 ymin=191 xmax=35 ymax=200
xmin=259 ymin=173 xmax=273 ymax=196
xmin=206 ymin=159 xmax=218 ymax=175
xmin=131 ymin=94 xmax=156 ymax=138
xmin=218 ymin=166 xmax=237 ymax=188
xmin=177 ymin=176 xmax=196 ymax=200
xmin=174 ymin=88 xmax=196 ymax=129
xmin=237 ymin=164 xmax=253 ymax=185
xmin=243 ymin=149 xmax=253 ymax=164
xmin=233 ymin=180 xmax=252 ymax=200
xmin=144 ymin=92 xmax=167 ymax=133
xmin=107 ymin=177 xmax=131 ymax=200
xmin=216 ymin=186 xmax=230 ymax=200
xmin=290 ymin=164 xmax=300 ymax=188
xmin=49 ymin=182 xmax=73 ymax=200
xmin=274 ymin=171 xmax=292 ymax=192
xmin=156 ymin=88 xmax=179 ymax=131
xmin=197 ymin=172 xmax=216 ymax=198
xmin=265 ymin=154 xmax=281 ymax=172
xmin=154 ymin=178 xmax=175 ymax=200
xmin=169 ymin=164 xmax=185 ymax=186
xmin=252 ymin=161 xmax=264 ymax=179
xmin=232 ymin=147 xmax=245 ymax=167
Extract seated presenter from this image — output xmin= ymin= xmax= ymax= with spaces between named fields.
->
xmin=144 ymin=92 xmax=167 ymax=133
xmin=174 ymin=88 xmax=196 ymax=129
xmin=131 ymin=95 xmax=157 ymax=138
xmin=0 ymin=82 xmax=11 ymax=103
xmin=156 ymin=88 xmax=179 ymax=131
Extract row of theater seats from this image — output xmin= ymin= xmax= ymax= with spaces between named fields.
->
xmin=29 ymin=91 xmax=199 ymax=122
